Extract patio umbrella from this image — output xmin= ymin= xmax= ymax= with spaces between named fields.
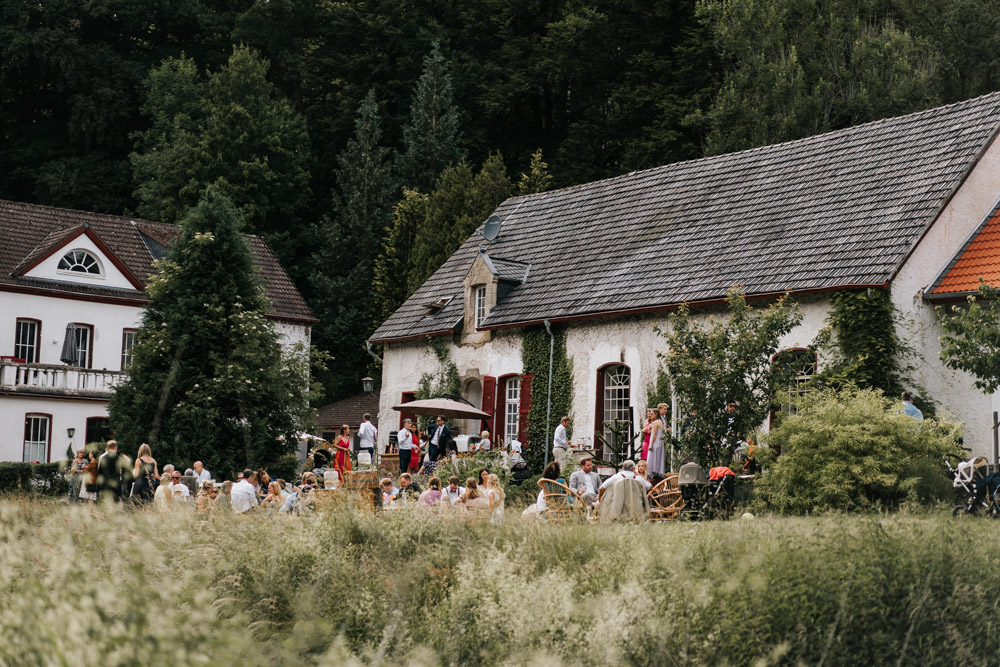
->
xmin=60 ymin=323 xmax=78 ymax=365
xmin=391 ymin=397 xmax=491 ymax=420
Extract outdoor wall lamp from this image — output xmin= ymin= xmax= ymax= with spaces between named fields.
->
xmin=361 ymin=376 xmax=374 ymax=394
xmin=67 ymin=427 xmax=75 ymax=438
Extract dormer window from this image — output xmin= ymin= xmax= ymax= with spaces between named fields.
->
xmin=474 ymin=286 xmax=487 ymax=329
xmin=57 ymin=249 xmax=102 ymax=276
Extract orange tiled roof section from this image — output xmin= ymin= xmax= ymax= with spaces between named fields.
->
xmin=932 ymin=207 xmax=1000 ymax=295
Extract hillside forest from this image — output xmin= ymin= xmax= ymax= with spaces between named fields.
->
xmin=4 ymin=0 xmax=999 ymax=401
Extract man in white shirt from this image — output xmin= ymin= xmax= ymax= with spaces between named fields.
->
xmin=599 ymin=460 xmax=651 ymax=494
xmin=231 ymin=470 xmax=259 ymax=514
xmin=192 ymin=461 xmax=212 ymax=485
xmin=552 ymin=416 xmax=570 ymax=465
xmin=397 ymin=418 xmax=414 ymax=473
xmin=569 ymin=457 xmax=601 ymax=506
xmin=168 ymin=471 xmax=191 ymax=501
xmin=444 ymin=476 xmax=465 ymax=505
xmin=358 ymin=413 xmax=377 ymax=460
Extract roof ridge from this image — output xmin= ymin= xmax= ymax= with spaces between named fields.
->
xmin=498 ymin=91 xmax=1000 ymax=206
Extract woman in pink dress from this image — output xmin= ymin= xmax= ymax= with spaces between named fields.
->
xmin=640 ymin=408 xmax=657 ymax=460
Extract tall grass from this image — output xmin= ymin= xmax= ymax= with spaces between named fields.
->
xmin=3 ymin=500 xmax=999 ymax=666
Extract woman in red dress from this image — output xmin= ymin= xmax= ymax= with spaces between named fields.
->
xmin=409 ymin=421 xmax=422 ymax=472
xmin=333 ymin=424 xmax=352 ymax=477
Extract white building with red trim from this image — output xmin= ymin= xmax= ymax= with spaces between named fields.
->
xmin=370 ymin=93 xmax=1000 ymax=463
xmin=0 ymin=200 xmax=316 ymax=463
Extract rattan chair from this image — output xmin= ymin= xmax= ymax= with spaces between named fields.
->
xmin=648 ymin=473 xmax=683 ymax=521
xmin=537 ymin=478 xmax=586 ymax=522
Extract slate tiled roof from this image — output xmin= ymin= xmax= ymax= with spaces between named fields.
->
xmin=929 ymin=202 xmax=1000 ymax=297
xmin=488 ymin=256 xmax=531 ymax=283
xmin=0 ymin=199 xmax=316 ymax=322
xmin=316 ymin=390 xmax=381 ymax=429
xmin=370 ymin=93 xmax=1000 ymax=342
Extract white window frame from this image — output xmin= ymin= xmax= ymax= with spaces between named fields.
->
xmin=504 ymin=377 xmax=521 ymax=445
xmin=602 ymin=365 xmax=631 ymax=444
xmin=474 ymin=286 xmax=487 ymax=329
xmin=14 ymin=319 xmax=39 ymax=363
xmin=121 ymin=330 xmax=137 ymax=370
xmin=57 ymin=249 xmax=103 ymax=277
xmin=74 ymin=325 xmax=92 ymax=369
xmin=779 ymin=350 xmax=817 ymax=415
xmin=23 ymin=414 xmax=49 ymax=462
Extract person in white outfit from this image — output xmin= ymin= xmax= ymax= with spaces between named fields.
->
xmin=552 ymin=416 xmax=570 ymax=465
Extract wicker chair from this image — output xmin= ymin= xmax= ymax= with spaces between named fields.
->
xmin=648 ymin=473 xmax=683 ymax=522
xmin=537 ymin=478 xmax=585 ymax=522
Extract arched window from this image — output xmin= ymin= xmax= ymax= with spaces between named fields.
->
xmin=596 ymin=364 xmax=631 ymax=456
xmin=772 ymin=348 xmax=817 ymax=416
xmin=57 ymin=249 xmax=102 ymax=275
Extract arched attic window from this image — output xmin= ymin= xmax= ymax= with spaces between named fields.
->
xmin=57 ymin=249 xmax=102 ymax=276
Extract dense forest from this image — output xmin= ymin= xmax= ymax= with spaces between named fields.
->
xmin=4 ymin=0 xmax=1000 ymax=402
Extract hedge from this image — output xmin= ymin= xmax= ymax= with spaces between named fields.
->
xmin=0 ymin=462 xmax=70 ymax=496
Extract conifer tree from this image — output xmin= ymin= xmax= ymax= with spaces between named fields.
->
xmin=396 ymin=42 xmax=464 ymax=192
xmin=518 ymin=149 xmax=553 ymax=195
xmin=108 ymin=188 xmax=309 ymax=477
xmin=131 ymin=46 xmax=311 ymax=267
xmin=408 ymin=154 xmax=514 ymax=292
xmin=372 ymin=189 xmax=430 ymax=327
xmin=311 ymin=89 xmax=396 ymax=398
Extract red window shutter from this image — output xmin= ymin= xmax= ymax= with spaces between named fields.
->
xmin=399 ymin=391 xmax=416 ymax=428
xmin=481 ymin=376 xmax=496 ymax=433
xmin=519 ymin=374 xmax=533 ymax=448
xmin=494 ymin=377 xmax=507 ymax=443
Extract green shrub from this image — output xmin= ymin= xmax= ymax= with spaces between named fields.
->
xmin=754 ymin=388 xmax=962 ymax=513
xmin=0 ymin=462 xmax=69 ymax=496
xmin=264 ymin=453 xmax=301 ymax=482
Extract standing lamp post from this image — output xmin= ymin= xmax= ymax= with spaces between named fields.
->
xmin=361 ymin=376 xmax=376 ymax=470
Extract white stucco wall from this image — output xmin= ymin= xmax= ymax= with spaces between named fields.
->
xmin=377 ymin=299 xmax=833 ymax=452
xmin=272 ymin=320 xmax=312 ymax=351
xmin=893 ymin=133 xmax=1000 ymax=458
xmin=0 ymin=395 xmax=109 ymax=462
xmin=0 ymin=291 xmax=143 ymax=370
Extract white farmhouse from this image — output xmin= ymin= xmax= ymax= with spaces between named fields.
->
xmin=370 ymin=93 xmax=1000 ymax=463
xmin=0 ymin=200 xmax=315 ymax=462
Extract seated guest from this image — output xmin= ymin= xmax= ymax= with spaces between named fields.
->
xmin=280 ymin=473 xmax=317 ymax=515
xmin=459 ymin=478 xmax=490 ymax=513
xmin=381 ymin=477 xmax=399 ymax=506
xmin=231 ymin=470 xmax=259 ymax=514
xmin=398 ymin=473 xmax=421 ymax=500
xmin=417 ymin=477 xmax=443 ymax=509
xmin=195 ymin=481 xmax=217 ymax=512
xmin=169 ymin=471 xmax=191 ymax=501
xmin=256 ymin=469 xmax=271 ymax=501
xmin=479 ymin=430 xmax=491 ymax=452
xmin=636 ymin=459 xmax=649 ymax=482
xmin=214 ymin=480 xmax=233 ymax=511
xmin=275 ymin=479 xmax=292 ymax=501
xmin=443 ymin=476 xmax=465 ymax=505
xmin=569 ymin=457 xmax=601 ymax=507
xmin=486 ymin=474 xmax=505 ymax=524
xmin=193 ymin=461 xmax=212 ymax=485
xmin=153 ymin=477 xmax=173 ymax=509
xmin=261 ymin=482 xmax=284 ymax=509
xmin=599 ymin=460 xmax=651 ymax=498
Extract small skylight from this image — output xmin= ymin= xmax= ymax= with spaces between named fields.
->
xmin=424 ymin=297 xmax=452 ymax=317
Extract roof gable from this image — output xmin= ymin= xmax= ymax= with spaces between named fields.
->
xmin=928 ymin=200 xmax=1000 ymax=298
xmin=17 ymin=225 xmax=146 ymax=290
xmin=371 ymin=92 xmax=1000 ymax=342
xmin=0 ymin=200 xmax=316 ymax=323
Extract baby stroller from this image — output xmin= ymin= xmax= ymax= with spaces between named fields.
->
xmin=945 ymin=454 xmax=1000 ymax=517
xmin=677 ymin=462 xmax=735 ymax=520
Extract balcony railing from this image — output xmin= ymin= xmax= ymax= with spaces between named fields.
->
xmin=0 ymin=361 xmax=126 ymax=397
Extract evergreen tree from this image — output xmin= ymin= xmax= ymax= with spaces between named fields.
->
xmin=409 ymin=154 xmax=514 ymax=292
xmin=517 ymin=149 xmax=553 ymax=195
xmin=131 ymin=46 xmax=312 ymax=267
xmin=108 ymin=188 xmax=309 ymax=477
xmin=396 ymin=42 xmax=464 ymax=192
xmin=311 ymin=89 xmax=396 ymax=399
xmin=696 ymin=1 xmax=940 ymax=154
xmin=372 ymin=189 xmax=430 ymax=327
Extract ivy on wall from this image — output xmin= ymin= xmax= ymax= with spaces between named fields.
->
xmin=646 ymin=365 xmax=673 ymax=413
xmin=521 ymin=325 xmax=574 ymax=473
xmin=414 ymin=337 xmax=461 ymax=427
xmin=812 ymin=287 xmax=934 ymax=414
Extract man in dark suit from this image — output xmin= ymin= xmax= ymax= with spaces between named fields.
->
xmin=96 ymin=440 xmax=124 ymax=502
xmin=426 ymin=415 xmax=450 ymax=461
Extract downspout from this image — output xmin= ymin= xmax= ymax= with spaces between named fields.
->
xmin=543 ymin=320 xmax=555 ymax=467
xmin=365 ymin=341 xmax=383 ymax=364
